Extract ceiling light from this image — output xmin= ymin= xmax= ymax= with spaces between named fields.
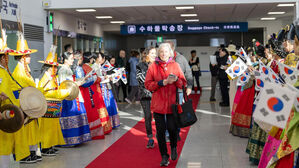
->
xmin=268 ymin=12 xmax=285 ymax=15
xmin=261 ymin=17 xmax=276 ymax=20
xmin=110 ymin=21 xmax=125 ymax=24
xmin=277 ymin=4 xmax=295 ymax=7
xmin=175 ymin=6 xmax=194 ymax=10
xmin=181 ymin=14 xmax=197 ymax=17
xmin=76 ymin=9 xmax=96 ymax=12
xmin=185 ymin=19 xmax=199 ymax=22
xmin=96 ymin=16 xmax=113 ymax=19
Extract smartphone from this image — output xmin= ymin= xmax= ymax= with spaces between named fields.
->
xmin=168 ymin=74 xmax=176 ymax=78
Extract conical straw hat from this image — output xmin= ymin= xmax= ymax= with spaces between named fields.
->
xmin=9 ymin=31 xmax=37 ymax=56
xmin=38 ymin=45 xmax=60 ymax=66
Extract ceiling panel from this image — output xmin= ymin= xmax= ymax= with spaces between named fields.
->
xmin=54 ymin=3 xmax=295 ymax=25
xmin=230 ymin=4 xmax=257 ymax=21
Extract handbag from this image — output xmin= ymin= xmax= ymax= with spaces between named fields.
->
xmin=171 ymin=86 xmax=197 ymax=128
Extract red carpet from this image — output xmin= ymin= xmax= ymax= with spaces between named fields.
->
xmin=86 ymin=94 xmax=200 ymax=168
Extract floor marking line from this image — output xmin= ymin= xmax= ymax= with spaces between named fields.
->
xmin=196 ymin=109 xmax=231 ymax=118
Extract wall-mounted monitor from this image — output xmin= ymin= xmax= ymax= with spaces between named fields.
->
xmin=210 ymin=38 xmax=225 ymax=47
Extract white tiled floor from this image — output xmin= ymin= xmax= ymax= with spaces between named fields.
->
xmin=4 ymin=89 xmax=258 ymax=168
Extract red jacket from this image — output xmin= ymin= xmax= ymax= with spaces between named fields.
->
xmin=145 ymin=59 xmax=186 ymax=114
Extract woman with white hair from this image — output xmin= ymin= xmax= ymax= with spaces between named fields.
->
xmin=145 ymin=43 xmax=186 ymax=167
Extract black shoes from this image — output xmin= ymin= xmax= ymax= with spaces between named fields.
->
xmin=171 ymin=147 xmax=178 ymax=161
xmin=30 ymin=151 xmax=42 ymax=162
xmin=146 ymin=139 xmax=155 ymax=148
xmin=20 ymin=155 xmax=37 ymax=164
xmin=41 ymin=148 xmax=56 ymax=156
xmin=219 ymin=102 xmax=229 ymax=107
xmin=20 ymin=151 xmax=43 ymax=164
xmin=210 ymin=98 xmax=216 ymax=101
xmin=160 ymin=155 xmax=170 ymax=167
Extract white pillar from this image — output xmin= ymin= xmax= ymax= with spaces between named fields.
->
xmin=85 ymin=40 xmax=89 ymax=52
xmin=73 ymin=38 xmax=77 ymax=51
xmin=80 ymin=39 xmax=84 ymax=52
xmin=90 ymin=40 xmax=94 ymax=52
xmin=296 ymin=0 xmax=299 ymax=19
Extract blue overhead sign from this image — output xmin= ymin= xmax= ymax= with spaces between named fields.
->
xmin=121 ymin=22 xmax=248 ymax=35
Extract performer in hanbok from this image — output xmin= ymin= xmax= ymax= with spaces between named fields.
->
xmin=265 ymin=21 xmax=299 ymax=168
xmin=245 ymin=41 xmax=269 ymax=165
xmin=58 ymin=52 xmax=92 ymax=144
xmin=38 ymin=45 xmax=71 ymax=155
xmin=0 ymin=33 xmax=30 ymax=167
xmin=9 ymin=31 xmax=41 ymax=163
xmin=93 ymin=53 xmax=120 ymax=128
xmin=284 ymin=23 xmax=299 ymax=68
xmin=77 ymin=52 xmax=110 ymax=138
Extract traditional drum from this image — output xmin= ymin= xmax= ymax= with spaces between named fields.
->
xmin=43 ymin=100 xmax=62 ymax=118
xmin=59 ymin=80 xmax=79 ymax=100
xmin=0 ymin=104 xmax=24 ymax=133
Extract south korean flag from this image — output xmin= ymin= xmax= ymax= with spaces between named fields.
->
xmin=236 ymin=47 xmax=252 ymax=66
xmin=278 ymin=62 xmax=299 ymax=85
xmin=285 ymin=83 xmax=299 ymax=112
xmin=101 ymin=61 xmax=114 ymax=72
xmin=120 ymin=69 xmax=127 ymax=84
xmin=237 ymin=71 xmax=250 ymax=86
xmin=254 ymin=71 xmax=265 ymax=91
xmin=253 ymin=91 xmax=261 ymax=106
xmin=113 ymin=67 xmax=125 ymax=73
xmin=253 ymin=82 xmax=297 ymax=129
xmin=259 ymin=61 xmax=272 ymax=83
xmin=225 ymin=57 xmax=248 ymax=79
xmin=112 ymin=72 xmax=121 ymax=84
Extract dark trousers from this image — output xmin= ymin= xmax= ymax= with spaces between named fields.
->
xmin=111 ymin=83 xmax=119 ymax=102
xmin=210 ymin=76 xmax=218 ymax=99
xmin=116 ymin=81 xmax=127 ymax=101
xmin=154 ymin=113 xmax=178 ymax=157
xmin=219 ymin=77 xmax=229 ymax=104
xmin=127 ymin=86 xmax=139 ymax=101
xmin=192 ymin=71 xmax=200 ymax=88
xmin=140 ymin=99 xmax=153 ymax=138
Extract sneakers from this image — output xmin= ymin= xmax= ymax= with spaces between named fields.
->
xmin=160 ymin=155 xmax=170 ymax=167
xmin=52 ymin=147 xmax=59 ymax=154
xmin=30 ymin=151 xmax=42 ymax=162
xmin=146 ymin=139 xmax=155 ymax=149
xmin=125 ymin=98 xmax=132 ymax=104
xmin=171 ymin=147 xmax=178 ymax=161
xmin=41 ymin=148 xmax=56 ymax=156
xmin=20 ymin=155 xmax=37 ymax=164
xmin=166 ymin=136 xmax=170 ymax=143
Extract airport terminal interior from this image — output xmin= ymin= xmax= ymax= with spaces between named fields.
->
xmin=0 ymin=0 xmax=299 ymax=168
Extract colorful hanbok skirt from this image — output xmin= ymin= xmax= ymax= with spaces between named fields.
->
xmin=80 ymin=84 xmax=112 ymax=138
xmin=258 ymin=135 xmax=281 ymax=168
xmin=101 ymin=83 xmax=120 ymax=128
xmin=230 ymin=86 xmax=255 ymax=138
xmin=60 ymin=100 xmax=91 ymax=145
xmin=246 ymin=122 xmax=268 ymax=165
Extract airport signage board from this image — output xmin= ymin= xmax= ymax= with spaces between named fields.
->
xmin=121 ymin=22 xmax=248 ymax=35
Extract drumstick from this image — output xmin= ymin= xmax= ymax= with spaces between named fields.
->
xmin=44 ymin=88 xmax=57 ymax=92
xmin=42 ymin=79 xmax=52 ymax=89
